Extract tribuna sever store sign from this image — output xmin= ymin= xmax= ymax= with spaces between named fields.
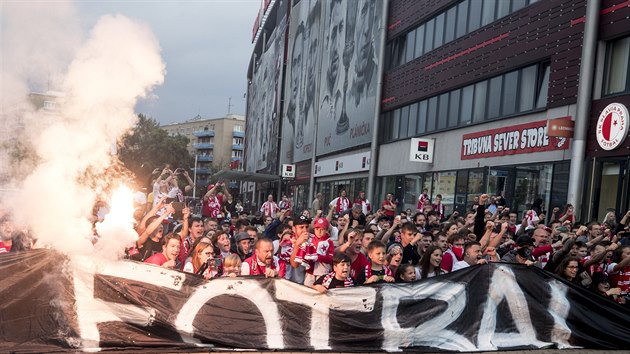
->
xmin=461 ymin=118 xmax=570 ymax=160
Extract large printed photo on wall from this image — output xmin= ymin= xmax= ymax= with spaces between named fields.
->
xmin=246 ymin=14 xmax=286 ymax=173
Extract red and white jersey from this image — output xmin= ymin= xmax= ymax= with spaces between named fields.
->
xmin=353 ymin=198 xmax=371 ymax=215
xmin=260 ymin=201 xmax=279 ymax=217
xmin=350 ymin=253 xmax=370 ymax=282
xmin=202 ymin=194 xmax=223 ymax=218
xmin=0 ymin=241 xmax=11 ymax=254
xmin=241 ymin=253 xmax=282 ymax=277
xmin=581 ymin=256 xmax=606 ymax=276
xmin=417 ymin=193 xmax=429 ymax=211
xmin=294 ymin=233 xmax=335 ymax=276
xmin=608 ymin=264 xmax=630 ymax=295
xmin=432 ymin=203 xmax=444 ymax=220
xmin=331 ymin=197 xmax=350 ymax=214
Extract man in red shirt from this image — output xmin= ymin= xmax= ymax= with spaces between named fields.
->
xmin=145 ymin=233 xmax=181 ymax=269
xmin=382 ymin=193 xmax=396 ymax=220
xmin=329 ymin=189 xmax=351 ymax=214
xmin=260 ymin=194 xmax=280 ymax=218
xmin=202 ymin=182 xmax=230 ymax=218
xmin=608 ymin=245 xmax=630 ymax=298
xmin=0 ymin=216 xmax=14 ymax=254
xmin=241 ymin=238 xmax=280 ymax=278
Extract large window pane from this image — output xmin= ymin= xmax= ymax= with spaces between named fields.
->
xmin=496 ymin=0 xmax=511 ymax=19
xmin=424 ymin=18 xmax=435 ymax=54
xmin=414 ymin=24 xmax=425 ymax=58
xmin=481 ymin=0 xmax=496 ymax=26
xmin=427 ymin=96 xmax=438 ymax=132
xmin=408 ymin=103 xmax=418 ymax=135
xmin=473 ymin=80 xmax=487 ymax=122
xmin=434 ymin=171 xmax=456 ymax=216
xmin=417 ymin=100 xmax=428 ymax=134
xmin=448 ymin=89 xmax=461 ymax=128
xmin=468 ymin=0 xmax=482 ymax=32
xmin=519 ymin=65 xmax=537 ymax=111
xmin=444 ymin=7 xmax=457 ymax=43
xmin=512 ymin=0 xmax=527 ymax=12
xmin=502 ymin=71 xmax=518 ymax=115
xmin=437 ymin=92 xmax=449 ymax=130
xmin=399 ymin=105 xmax=410 ymax=138
xmin=381 ymin=112 xmax=390 ymax=142
xmin=604 ymin=36 xmax=630 ymax=95
xmin=434 ymin=13 xmax=445 ymax=49
xmin=461 ymin=85 xmax=474 ymax=124
xmin=487 ymin=76 xmax=503 ymax=118
xmin=456 ymin=0 xmax=469 ymax=38
xmin=536 ymin=64 xmax=550 ymax=108
xmin=404 ymin=29 xmax=416 ymax=64
xmin=393 ymin=109 xmax=402 ymax=140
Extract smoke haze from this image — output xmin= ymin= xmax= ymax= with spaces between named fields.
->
xmin=1 ymin=1 xmax=165 ymax=258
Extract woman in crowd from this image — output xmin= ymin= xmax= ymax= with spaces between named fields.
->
xmin=183 ymin=241 xmax=218 ymax=279
xmin=386 ymin=244 xmax=402 ymax=276
xmin=555 ymin=256 xmax=582 ymax=285
xmin=418 ymin=245 xmax=445 ymax=279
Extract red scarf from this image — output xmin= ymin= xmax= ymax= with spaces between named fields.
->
xmin=320 ymin=271 xmax=354 ymax=288
xmin=246 ymin=252 xmax=277 ymax=276
xmin=364 ymin=264 xmax=393 ymax=279
xmin=336 ymin=197 xmax=349 ymax=213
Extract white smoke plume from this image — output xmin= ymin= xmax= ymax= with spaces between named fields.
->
xmin=0 ymin=1 xmax=165 ymax=259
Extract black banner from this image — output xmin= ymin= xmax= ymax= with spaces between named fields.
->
xmin=1 ymin=249 xmax=629 ymax=352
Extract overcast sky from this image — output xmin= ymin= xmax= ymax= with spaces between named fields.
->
xmin=76 ymin=0 xmax=261 ymax=125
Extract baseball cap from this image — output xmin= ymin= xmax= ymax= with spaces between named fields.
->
xmin=516 ymin=235 xmax=534 ymax=246
xmin=313 ymin=217 xmax=329 ymax=229
xmin=294 ymin=215 xmax=311 ymax=226
xmin=235 ymin=231 xmax=253 ymax=243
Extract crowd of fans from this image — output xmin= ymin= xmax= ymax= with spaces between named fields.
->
xmin=1 ymin=166 xmax=629 ymax=308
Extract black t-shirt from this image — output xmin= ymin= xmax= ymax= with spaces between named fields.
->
xmin=132 ymin=238 xmax=162 ymax=262
xmin=314 ymin=275 xmax=347 ymax=289
xmin=368 ymin=268 xmax=388 ymax=283
xmin=341 ymin=209 xmax=367 ymax=227
xmin=402 ymin=243 xmax=420 ymax=265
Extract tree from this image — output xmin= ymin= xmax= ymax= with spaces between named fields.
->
xmin=118 ymin=114 xmax=193 ymax=188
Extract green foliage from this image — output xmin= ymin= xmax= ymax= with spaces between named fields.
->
xmin=118 ymin=114 xmax=193 ymax=185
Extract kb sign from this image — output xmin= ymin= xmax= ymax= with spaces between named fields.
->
xmin=410 ymin=138 xmax=434 ymax=163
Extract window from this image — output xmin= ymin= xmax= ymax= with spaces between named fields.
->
xmin=426 ymin=96 xmax=438 ymax=132
xmin=386 ymin=0 xmax=538 ymax=71
xmin=536 ymin=63 xmax=550 ymax=108
xmin=380 ymin=63 xmax=549 ymax=143
xmin=414 ymin=25 xmax=425 ymax=58
xmin=404 ymin=30 xmax=416 ymax=64
xmin=424 ymin=18 xmax=435 ymax=55
xmin=456 ymin=0 xmax=469 ymax=38
xmin=408 ymin=103 xmax=418 ymax=134
xmin=519 ymin=65 xmax=537 ymax=111
xmin=460 ymin=85 xmax=474 ymax=124
xmin=487 ymin=76 xmax=503 ymax=119
xmin=603 ymin=36 xmax=630 ymax=95
xmin=417 ymin=100 xmax=428 ymax=135
xmin=434 ymin=13 xmax=445 ymax=49
xmin=473 ymin=80 xmax=487 ymax=123
xmin=234 ymin=125 xmax=243 ymax=132
xmin=468 ymin=0 xmax=482 ymax=32
xmin=502 ymin=71 xmax=519 ymax=115
xmin=437 ymin=92 xmax=450 ymax=130
xmin=400 ymin=105 xmax=410 ymax=138
xmin=448 ymin=89 xmax=461 ymax=128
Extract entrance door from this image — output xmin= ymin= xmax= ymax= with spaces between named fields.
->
xmin=594 ymin=158 xmax=629 ymax=221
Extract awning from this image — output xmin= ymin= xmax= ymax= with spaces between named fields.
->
xmin=213 ymin=169 xmax=281 ymax=183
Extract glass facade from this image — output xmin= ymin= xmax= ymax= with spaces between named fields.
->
xmin=603 ymin=35 xmax=630 ymax=96
xmin=385 ymin=0 xmax=540 ymax=70
xmin=317 ymin=178 xmax=368 ymax=214
xmin=376 ymin=161 xmax=569 ymax=219
xmin=380 ymin=62 xmax=550 ymax=143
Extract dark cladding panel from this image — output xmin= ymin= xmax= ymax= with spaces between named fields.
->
xmin=388 ymin=0 xmax=453 ymax=40
xmin=382 ymin=0 xmax=587 ymax=112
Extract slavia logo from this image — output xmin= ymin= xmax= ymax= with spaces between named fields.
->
xmin=596 ymin=103 xmax=629 ymax=151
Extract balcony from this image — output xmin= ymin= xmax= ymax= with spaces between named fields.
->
xmin=196 ymin=155 xmax=213 ymax=162
xmin=232 ymin=131 xmax=244 ymax=138
xmin=232 ymin=144 xmax=244 ymax=150
xmin=193 ymin=143 xmax=214 ymax=150
xmin=193 ymin=167 xmax=212 ymax=175
xmin=231 ymin=157 xmax=241 ymax=162
xmin=193 ymin=130 xmax=215 ymax=138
